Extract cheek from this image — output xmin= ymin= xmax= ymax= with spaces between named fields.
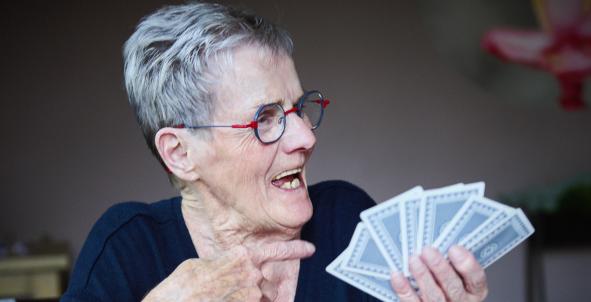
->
xmin=228 ymin=142 xmax=277 ymax=193
xmin=240 ymin=141 xmax=277 ymax=175
xmin=208 ymin=133 xmax=279 ymax=204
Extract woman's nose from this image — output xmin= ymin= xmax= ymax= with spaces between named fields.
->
xmin=280 ymin=112 xmax=316 ymax=153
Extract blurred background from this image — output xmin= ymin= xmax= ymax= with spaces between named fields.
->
xmin=1 ymin=0 xmax=590 ymax=301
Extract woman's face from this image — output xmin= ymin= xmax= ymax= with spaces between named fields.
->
xmin=189 ymin=45 xmax=316 ymax=233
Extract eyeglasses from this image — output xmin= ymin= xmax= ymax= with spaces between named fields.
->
xmin=174 ymin=90 xmax=330 ymax=144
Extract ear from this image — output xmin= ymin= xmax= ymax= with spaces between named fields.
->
xmin=154 ymin=128 xmax=200 ymax=182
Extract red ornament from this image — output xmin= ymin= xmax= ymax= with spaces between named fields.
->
xmin=482 ymin=0 xmax=591 ymax=109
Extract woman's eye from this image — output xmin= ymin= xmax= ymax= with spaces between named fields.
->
xmin=258 ymin=115 xmax=270 ymax=124
xmin=257 ymin=112 xmax=274 ymax=125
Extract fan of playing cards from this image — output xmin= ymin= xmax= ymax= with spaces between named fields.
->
xmin=326 ymin=182 xmax=535 ymax=302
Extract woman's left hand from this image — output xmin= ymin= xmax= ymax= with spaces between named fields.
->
xmin=390 ymin=245 xmax=488 ymax=302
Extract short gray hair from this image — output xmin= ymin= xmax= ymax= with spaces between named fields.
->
xmin=123 ymin=2 xmax=294 ymax=170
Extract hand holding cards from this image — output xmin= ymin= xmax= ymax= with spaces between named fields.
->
xmin=326 ymin=182 xmax=534 ymax=302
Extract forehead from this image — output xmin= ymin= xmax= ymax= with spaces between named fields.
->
xmin=212 ymin=45 xmax=303 ymax=117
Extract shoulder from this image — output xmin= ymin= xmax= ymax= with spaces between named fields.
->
xmin=64 ymin=197 xmax=181 ymax=300
xmin=79 ymin=198 xmax=179 ymax=253
xmin=100 ymin=197 xmax=179 ymax=226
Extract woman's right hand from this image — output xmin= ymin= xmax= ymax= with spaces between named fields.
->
xmin=142 ymin=240 xmax=315 ymax=302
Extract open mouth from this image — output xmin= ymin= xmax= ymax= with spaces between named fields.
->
xmin=271 ymin=168 xmax=303 ymax=190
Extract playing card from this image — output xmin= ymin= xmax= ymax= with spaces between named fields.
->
xmin=342 ymin=223 xmax=391 ymax=279
xmin=326 ymin=248 xmax=399 ymax=302
xmin=416 ymin=182 xmax=485 ymax=253
xmin=399 ymin=192 xmax=421 ymax=276
xmin=460 ymin=206 xmax=514 ymax=247
xmin=326 ymin=181 xmax=534 ymax=300
xmin=361 ymin=186 xmax=423 ymax=272
xmin=459 ymin=208 xmax=534 ymax=268
xmin=399 ymin=182 xmax=464 ymax=274
xmin=433 ymin=196 xmax=514 ymax=255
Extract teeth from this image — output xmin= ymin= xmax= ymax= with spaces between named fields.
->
xmin=273 ymin=168 xmax=302 ymax=181
xmin=279 ymin=177 xmax=301 ymax=190
xmin=291 ymin=178 xmax=300 ymax=189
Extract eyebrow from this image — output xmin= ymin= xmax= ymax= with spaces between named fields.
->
xmin=249 ymin=98 xmax=287 ymax=110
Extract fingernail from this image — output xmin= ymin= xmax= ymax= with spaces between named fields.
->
xmin=305 ymin=242 xmax=316 ymax=254
xmin=421 ymin=246 xmax=438 ymax=264
xmin=448 ymin=245 xmax=464 ymax=262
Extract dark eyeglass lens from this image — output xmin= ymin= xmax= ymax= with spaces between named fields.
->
xmin=256 ymin=104 xmax=285 ymax=143
xmin=301 ymin=92 xmax=324 ymax=129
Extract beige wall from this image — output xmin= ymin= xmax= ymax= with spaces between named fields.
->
xmin=2 ymin=1 xmax=590 ymax=300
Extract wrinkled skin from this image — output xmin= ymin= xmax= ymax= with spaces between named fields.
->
xmin=146 ymin=44 xmax=489 ymax=302
xmin=147 ymin=45 xmax=317 ymax=302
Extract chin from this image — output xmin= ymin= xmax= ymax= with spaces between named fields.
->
xmin=269 ymin=185 xmax=314 ymax=229
xmin=282 ymin=199 xmax=313 ymax=228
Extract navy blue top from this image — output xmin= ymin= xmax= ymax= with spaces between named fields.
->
xmin=62 ymin=180 xmax=380 ymax=301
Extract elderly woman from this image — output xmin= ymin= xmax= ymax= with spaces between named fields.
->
xmin=62 ymin=2 xmax=488 ymax=302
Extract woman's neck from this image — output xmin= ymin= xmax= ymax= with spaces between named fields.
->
xmin=180 ymin=188 xmax=301 ymax=259
xmin=179 ymin=187 xmax=303 ymax=302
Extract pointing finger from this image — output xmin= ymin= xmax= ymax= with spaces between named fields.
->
xmin=252 ymin=240 xmax=315 ymax=265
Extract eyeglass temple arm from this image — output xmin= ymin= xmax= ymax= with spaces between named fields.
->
xmin=173 ymin=99 xmax=330 ymax=130
xmin=174 ymin=121 xmax=259 ymax=129
xmin=231 ymin=121 xmax=258 ymax=129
